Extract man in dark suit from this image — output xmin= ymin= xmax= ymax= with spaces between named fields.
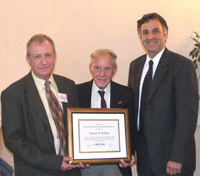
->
xmin=1 ymin=34 xmax=84 ymax=175
xmin=128 ymin=13 xmax=198 ymax=176
xmin=77 ymin=49 xmax=135 ymax=176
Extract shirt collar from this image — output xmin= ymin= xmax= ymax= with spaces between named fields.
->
xmin=146 ymin=47 xmax=165 ymax=66
xmin=92 ymin=81 xmax=111 ymax=94
xmin=31 ymin=71 xmax=56 ymax=91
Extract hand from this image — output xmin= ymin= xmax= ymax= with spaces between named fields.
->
xmin=60 ymin=157 xmax=77 ymax=171
xmin=166 ymin=161 xmax=182 ymax=175
xmin=76 ymin=163 xmax=91 ymax=169
xmin=60 ymin=157 xmax=91 ymax=171
xmin=119 ymin=155 xmax=135 ymax=168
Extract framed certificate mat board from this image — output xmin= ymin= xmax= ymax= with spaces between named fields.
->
xmin=67 ymin=108 xmax=131 ymax=164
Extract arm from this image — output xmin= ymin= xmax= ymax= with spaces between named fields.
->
xmin=167 ymin=59 xmax=198 ymax=173
xmin=1 ymin=90 xmax=63 ymax=172
xmin=128 ymin=64 xmax=137 ymax=155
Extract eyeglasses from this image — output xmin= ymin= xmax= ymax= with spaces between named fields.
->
xmin=29 ymin=53 xmax=54 ymax=60
xmin=93 ymin=66 xmax=113 ymax=73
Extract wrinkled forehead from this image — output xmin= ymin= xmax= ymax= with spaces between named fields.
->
xmin=92 ymin=55 xmax=116 ymax=67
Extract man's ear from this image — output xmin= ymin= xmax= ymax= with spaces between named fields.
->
xmin=112 ymin=65 xmax=118 ymax=76
xmin=26 ymin=56 xmax=31 ymax=65
xmin=164 ymin=31 xmax=168 ymax=41
xmin=89 ymin=63 xmax=92 ymax=72
xmin=54 ymin=52 xmax=57 ymax=59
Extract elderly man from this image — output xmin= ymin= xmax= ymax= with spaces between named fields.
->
xmin=77 ymin=49 xmax=135 ymax=176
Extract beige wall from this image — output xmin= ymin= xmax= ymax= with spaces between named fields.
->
xmin=0 ymin=0 xmax=200 ymax=90
xmin=0 ymin=0 xmax=200 ymax=175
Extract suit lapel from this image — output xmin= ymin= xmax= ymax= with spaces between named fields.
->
xmin=84 ymin=80 xmax=93 ymax=107
xmin=24 ymin=73 xmax=51 ymax=128
xmin=53 ymin=75 xmax=68 ymax=119
xmin=110 ymin=81 xmax=117 ymax=107
xmin=134 ymin=57 xmax=146 ymax=109
xmin=110 ymin=81 xmax=125 ymax=107
xmin=148 ymin=49 xmax=169 ymax=102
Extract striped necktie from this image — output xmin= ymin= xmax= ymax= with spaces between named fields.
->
xmin=45 ymin=80 xmax=66 ymax=156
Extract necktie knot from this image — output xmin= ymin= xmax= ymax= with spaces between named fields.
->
xmin=98 ymin=90 xmax=105 ymax=98
xmin=149 ymin=60 xmax=153 ymax=68
xmin=45 ymin=80 xmax=51 ymax=93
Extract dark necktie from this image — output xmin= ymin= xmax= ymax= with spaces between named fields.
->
xmin=45 ymin=80 xmax=66 ymax=156
xmin=98 ymin=90 xmax=107 ymax=108
xmin=140 ymin=60 xmax=153 ymax=135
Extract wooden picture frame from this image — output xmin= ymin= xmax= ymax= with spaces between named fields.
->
xmin=67 ymin=108 xmax=131 ymax=164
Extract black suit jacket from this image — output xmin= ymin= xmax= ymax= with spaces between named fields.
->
xmin=128 ymin=48 xmax=198 ymax=175
xmin=76 ymin=80 xmax=134 ymax=176
xmin=1 ymin=72 xmax=80 ymax=176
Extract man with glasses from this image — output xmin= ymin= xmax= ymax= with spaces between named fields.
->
xmin=1 ymin=34 xmax=84 ymax=175
xmin=77 ymin=49 xmax=135 ymax=176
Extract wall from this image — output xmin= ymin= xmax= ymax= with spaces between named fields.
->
xmin=0 ymin=0 xmax=200 ymax=175
xmin=0 ymin=0 xmax=200 ymax=90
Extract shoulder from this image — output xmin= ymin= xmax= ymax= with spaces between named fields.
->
xmin=53 ymin=74 xmax=77 ymax=91
xmin=76 ymin=81 xmax=92 ymax=90
xmin=129 ymin=54 xmax=146 ymax=72
xmin=168 ymin=50 xmax=192 ymax=63
xmin=76 ymin=81 xmax=92 ymax=96
xmin=1 ymin=73 xmax=30 ymax=95
xmin=111 ymin=81 xmax=133 ymax=95
xmin=166 ymin=49 xmax=195 ymax=71
xmin=53 ymin=74 xmax=75 ymax=84
xmin=76 ymin=81 xmax=92 ymax=105
xmin=111 ymin=81 xmax=129 ymax=89
xmin=130 ymin=54 xmax=146 ymax=65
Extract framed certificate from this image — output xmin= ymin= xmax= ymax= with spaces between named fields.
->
xmin=66 ymin=108 xmax=131 ymax=164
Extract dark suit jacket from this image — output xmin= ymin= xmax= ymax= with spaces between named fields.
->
xmin=128 ymin=48 xmax=198 ymax=175
xmin=76 ymin=80 xmax=134 ymax=176
xmin=1 ymin=72 xmax=81 ymax=176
